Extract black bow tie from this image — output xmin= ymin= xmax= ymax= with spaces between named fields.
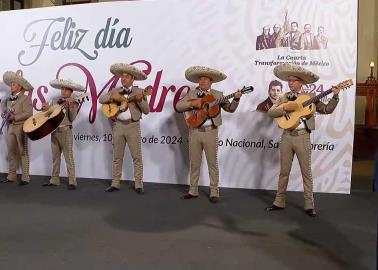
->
xmin=287 ymin=92 xmax=299 ymax=101
xmin=9 ymin=95 xmax=18 ymax=101
xmin=121 ymin=87 xmax=132 ymax=95
xmin=197 ymin=90 xmax=209 ymax=97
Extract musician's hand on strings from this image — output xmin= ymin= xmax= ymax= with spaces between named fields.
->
xmin=190 ymin=99 xmax=202 ymax=109
xmin=66 ymin=98 xmax=76 ymax=107
xmin=110 ymin=92 xmax=126 ymax=103
xmin=234 ymin=90 xmax=242 ymax=100
xmin=331 ymin=85 xmax=341 ymax=95
xmin=283 ymin=102 xmax=299 ymax=112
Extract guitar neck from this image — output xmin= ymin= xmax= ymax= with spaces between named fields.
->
xmin=302 ymin=88 xmax=333 ymax=107
xmin=210 ymin=92 xmax=237 ymax=107
xmin=60 ymin=97 xmax=82 ymax=109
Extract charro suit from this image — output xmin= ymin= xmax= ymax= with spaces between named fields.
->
xmin=4 ymin=92 xmax=33 ymax=182
xmin=99 ymin=86 xmax=149 ymax=189
xmin=48 ymin=97 xmax=78 ymax=186
xmin=268 ymin=91 xmax=339 ymax=209
xmin=176 ymin=88 xmax=239 ymax=197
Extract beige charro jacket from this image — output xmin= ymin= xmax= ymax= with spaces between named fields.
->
xmin=5 ymin=92 xmax=33 ymax=125
xmin=176 ymin=88 xmax=239 ymax=127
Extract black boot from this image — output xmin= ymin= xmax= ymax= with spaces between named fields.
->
xmin=305 ymin=209 xmax=317 ymax=217
xmin=181 ymin=193 xmax=198 ymax=200
xmin=105 ymin=186 xmax=119 ymax=192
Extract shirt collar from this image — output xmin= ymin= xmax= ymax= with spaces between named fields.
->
xmin=121 ymin=86 xmax=133 ymax=95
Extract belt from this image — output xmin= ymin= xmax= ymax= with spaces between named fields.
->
xmin=9 ymin=122 xmax=23 ymax=126
xmin=283 ymin=128 xmax=309 ymax=136
xmin=116 ymin=118 xmax=138 ymax=125
xmin=55 ymin=125 xmax=72 ymax=132
xmin=196 ymin=125 xmax=217 ymax=132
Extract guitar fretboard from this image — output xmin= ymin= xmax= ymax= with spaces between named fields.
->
xmin=302 ymin=89 xmax=333 ymax=107
xmin=209 ymin=87 xmax=252 ymax=108
xmin=212 ymin=93 xmax=236 ymax=106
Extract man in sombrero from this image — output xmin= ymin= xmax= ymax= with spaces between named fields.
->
xmin=99 ymin=63 xmax=150 ymax=193
xmin=41 ymin=79 xmax=86 ymax=190
xmin=1 ymin=71 xmax=33 ymax=185
xmin=176 ymin=66 xmax=242 ymax=203
xmin=265 ymin=63 xmax=340 ymax=217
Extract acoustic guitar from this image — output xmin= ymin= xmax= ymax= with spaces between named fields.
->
xmin=275 ymin=79 xmax=353 ymax=130
xmin=23 ymin=93 xmax=88 ymax=141
xmin=184 ymin=86 xmax=254 ymax=128
xmin=102 ymin=88 xmax=152 ymax=119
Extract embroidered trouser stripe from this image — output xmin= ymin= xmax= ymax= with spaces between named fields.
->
xmin=50 ymin=129 xmax=76 ymax=185
xmin=188 ymin=128 xmax=220 ymax=197
xmin=7 ymin=124 xmax=30 ymax=182
xmin=274 ymin=132 xmax=314 ymax=210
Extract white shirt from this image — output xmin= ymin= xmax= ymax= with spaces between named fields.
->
xmin=296 ymin=119 xmax=306 ymax=130
xmin=197 ymin=88 xmax=213 ymax=127
xmin=117 ymin=87 xmax=132 ymax=121
xmin=294 ymin=90 xmax=306 ymax=130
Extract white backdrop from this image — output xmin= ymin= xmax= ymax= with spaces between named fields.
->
xmin=0 ymin=0 xmax=357 ymax=193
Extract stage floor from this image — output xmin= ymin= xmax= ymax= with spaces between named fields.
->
xmin=0 ymin=175 xmax=376 ymax=270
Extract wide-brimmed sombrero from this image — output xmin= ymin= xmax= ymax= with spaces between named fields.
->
xmin=50 ymin=79 xmax=86 ymax=92
xmin=110 ymin=63 xmax=147 ymax=81
xmin=3 ymin=71 xmax=33 ymax=91
xmin=185 ymin=66 xmax=227 ymax=83
xmin=274 ymin=63 xmax=319 ymax=84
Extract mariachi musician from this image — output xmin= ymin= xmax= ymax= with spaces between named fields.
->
xmin=99 ymin=63 xmax=150 ymax=193
xmin=176 ymin=66 xmax=242 ymax=203
xmin=1 ymin=71 xmax=33 ymax=185
xmin=41 ymin=79 xmax=86 ymax=190
xmin=265 ymin=63 xmax=340 ymax=217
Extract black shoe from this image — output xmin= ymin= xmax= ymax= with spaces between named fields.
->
xmin=305 ymin=209 xmax=317 ymax=217
xmin=18 ymin=181 xmax=29 ymax=186
xmin=135 ymin=188 xmax=144 ymax=194
xmin=42 ymin=182 xmax=57 ymax=187
xmin=67 ymin=184 xmax=76 ymax=190
xmin=209 ymin=196 xmax=219 ymax=203
xmin=265 ymin=205 xmax=284 ymax=211
xmin=105 ymin=186 xmax=119 ymax=192
xmin=1 ymin=179 xmax=14 ymax=183
xmin=181 ymin=193 xmax=198 ymax=200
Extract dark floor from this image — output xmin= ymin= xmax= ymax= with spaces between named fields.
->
xmin=0 ymin=174 xmax=376 ymax=270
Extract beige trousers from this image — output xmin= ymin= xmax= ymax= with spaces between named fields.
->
xmin=273 ymin=130 xmax=314 ymax=210
xmin=7 ymin=123 xmax=30 ymax=182
xmin=111 ymin=121 xmax=143 ymax=189
xmin=188 ymin=128 xmax=219 ymax=197
xmin=50 ymin=128 xmax=76 ymax=186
